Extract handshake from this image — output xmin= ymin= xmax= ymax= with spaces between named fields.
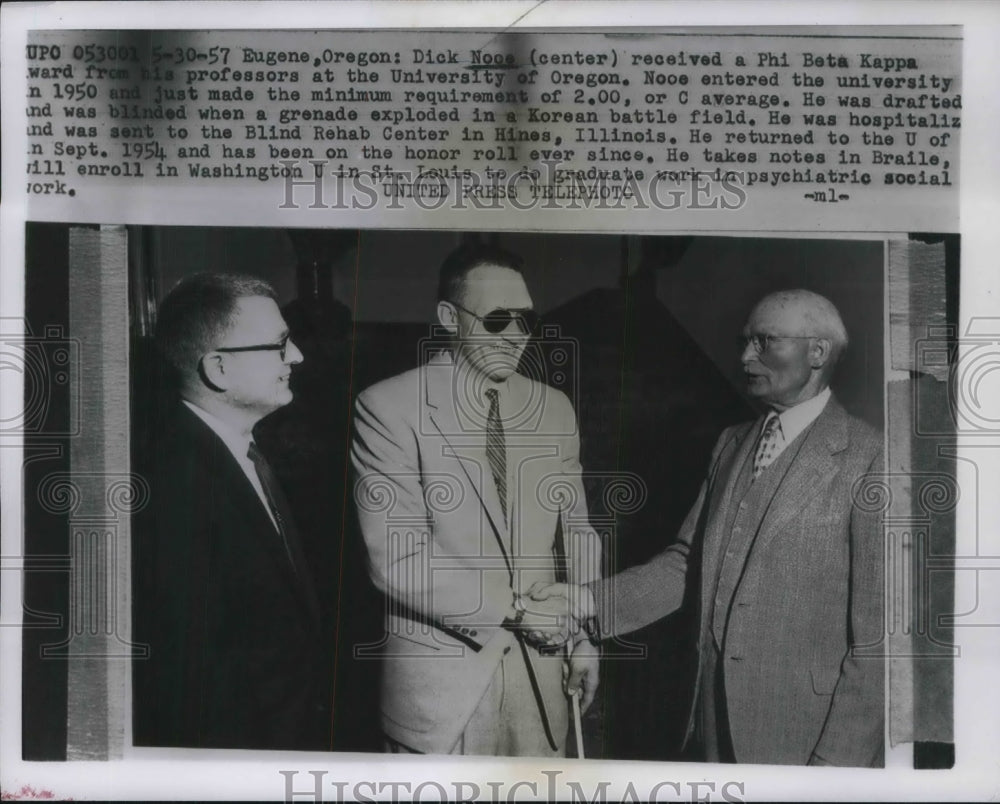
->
xmin=510 ymin=582 xmax=598 ymax=648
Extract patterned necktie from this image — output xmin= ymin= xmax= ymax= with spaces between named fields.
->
xmin=752 ymin=413 xmax=784 ymax=481
xmin=485 ymin=388 xmax=508 ymax=527
xmin=247 ymin=441 xmax=297 ymax=570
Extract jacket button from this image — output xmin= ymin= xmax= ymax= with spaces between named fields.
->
xmin=503 ymin=646 xmax=511 ymax=655
xmin=470 ymin=630 xmax=478 ymax=637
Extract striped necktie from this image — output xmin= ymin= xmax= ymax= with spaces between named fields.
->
xmin=485 ymin=388 xmax=507 ymax=527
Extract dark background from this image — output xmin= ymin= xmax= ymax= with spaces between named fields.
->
xmin=143 ymin=228 xmax=885 ymax=429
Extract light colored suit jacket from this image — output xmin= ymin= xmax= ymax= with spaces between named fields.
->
xmin=589 ymin=396 xmax=884 ymax=766
xmin=351 ymin=353 xmax=602 ymax=753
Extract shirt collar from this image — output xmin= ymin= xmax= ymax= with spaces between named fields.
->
xmin=182 ymin=399 xmax=255 ymax=458
xmin=772 ymin=387 xmax=831 ymax=444
xmin=449 ymin=352 xmax=513 ymax=411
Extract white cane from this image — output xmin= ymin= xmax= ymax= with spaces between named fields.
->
xmin=571 ymin=689 xmax=585 ymax=759
xmin=566 ymin=642 xmax=585 ymax=759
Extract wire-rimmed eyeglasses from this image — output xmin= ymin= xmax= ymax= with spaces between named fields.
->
xmin=739 ymin=333 xmax=817 ymax=354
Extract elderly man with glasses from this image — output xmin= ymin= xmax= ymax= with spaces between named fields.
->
xmin=132 ymin=273 xmax=328 ymax=750
xmin=350 ymin=243 xmax=603 ymax=757
xmin=529 ymin=289 xmax=885 ymax=767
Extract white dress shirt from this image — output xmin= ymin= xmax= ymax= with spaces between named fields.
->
xmin=763 ymin=386 xmax=832 ymax=463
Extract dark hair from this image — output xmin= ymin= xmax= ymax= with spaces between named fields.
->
xmin=437 ymin=243 xmax=524 ymax=303
xmin=155 ymin=273 xmax=277 ymax=378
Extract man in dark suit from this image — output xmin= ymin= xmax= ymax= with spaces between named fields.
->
xmin=530 ymin=289 xmax=885 ymax=766
xmin=132 ymin=273 xmax=327 ymax=750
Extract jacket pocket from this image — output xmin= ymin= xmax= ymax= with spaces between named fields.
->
xmin=810 ymin=667 xmax=839 ymax=696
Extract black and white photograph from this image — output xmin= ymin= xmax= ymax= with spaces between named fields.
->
xmin=2 ymin=2 xmax=996 ymax=802
xmin=20 ymin=225 xmax=955 ymax=768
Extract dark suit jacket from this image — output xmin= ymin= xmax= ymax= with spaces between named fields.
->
xmin=132 ymin=403 xmax=326 ymax=750
xmin=589 ymin=397 xmax=884 ymax=766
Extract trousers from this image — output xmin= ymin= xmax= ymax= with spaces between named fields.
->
xmin=385 ymin=642 xmax=567 ymax=757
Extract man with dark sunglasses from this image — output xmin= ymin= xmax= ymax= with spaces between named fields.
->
xmin=351 ymin=243 xmax=602 ymax=757
xmin=133 ymin=273 xmax=328 ymax=750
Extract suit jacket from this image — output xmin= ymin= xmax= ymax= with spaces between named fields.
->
xmin=589 ymin=396 xmax=884 ymax=766
xmin=132 ymin=403 xmax=326 ymax=750
xmin=350 ymin=353 xmax=603 ymax=754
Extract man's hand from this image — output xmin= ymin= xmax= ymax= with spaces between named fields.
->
xmin=515 ymin=582 xmax=597 ymax=648
xmin=526 ymin=582 xmax=596 ymax=623
xmin=564 ymin=638 xmax=600 ymax=713
xmin=516 ymin=592 xmax=572 ymax=647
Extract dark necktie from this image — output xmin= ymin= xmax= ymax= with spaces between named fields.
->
xmin=247 ymin=441 xmax=297 ymax=570
xmin=485 ymin=388 xmax=508 ymax=527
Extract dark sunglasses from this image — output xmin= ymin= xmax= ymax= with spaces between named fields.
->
xmin=450 ymin=301 xmax=539 ymax=335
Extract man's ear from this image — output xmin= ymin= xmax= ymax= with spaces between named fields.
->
xmin=198 ymin=352 xmax=229 ymax=392
xmin=809 ymin=337 xmax=832 ymax=369
xmin=437 ymin=300 xmax=458 ymax=334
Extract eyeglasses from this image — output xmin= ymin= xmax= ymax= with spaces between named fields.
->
xmin=214 ymin=334 xmax=292 ymax=360
xmin=449 ymin=301 xmax=539 ymax=335
xmin=740 ymin=333 xmax=817 ymax=354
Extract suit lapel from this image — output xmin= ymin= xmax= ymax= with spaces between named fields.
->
xmin=261 ymin=477 xmax=322 ymax=624
xmin=423 ymin=358 xmax=511 ymax=571
xmin=750 ymin=399 xmax=847 ymax=558
xmin=699 ymin=420 xmax=760 ymax=599
xmin=700 ymin=400 xmax=848 ymax=613
xmin=177 ymin=406 xmax=320 ymax=625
